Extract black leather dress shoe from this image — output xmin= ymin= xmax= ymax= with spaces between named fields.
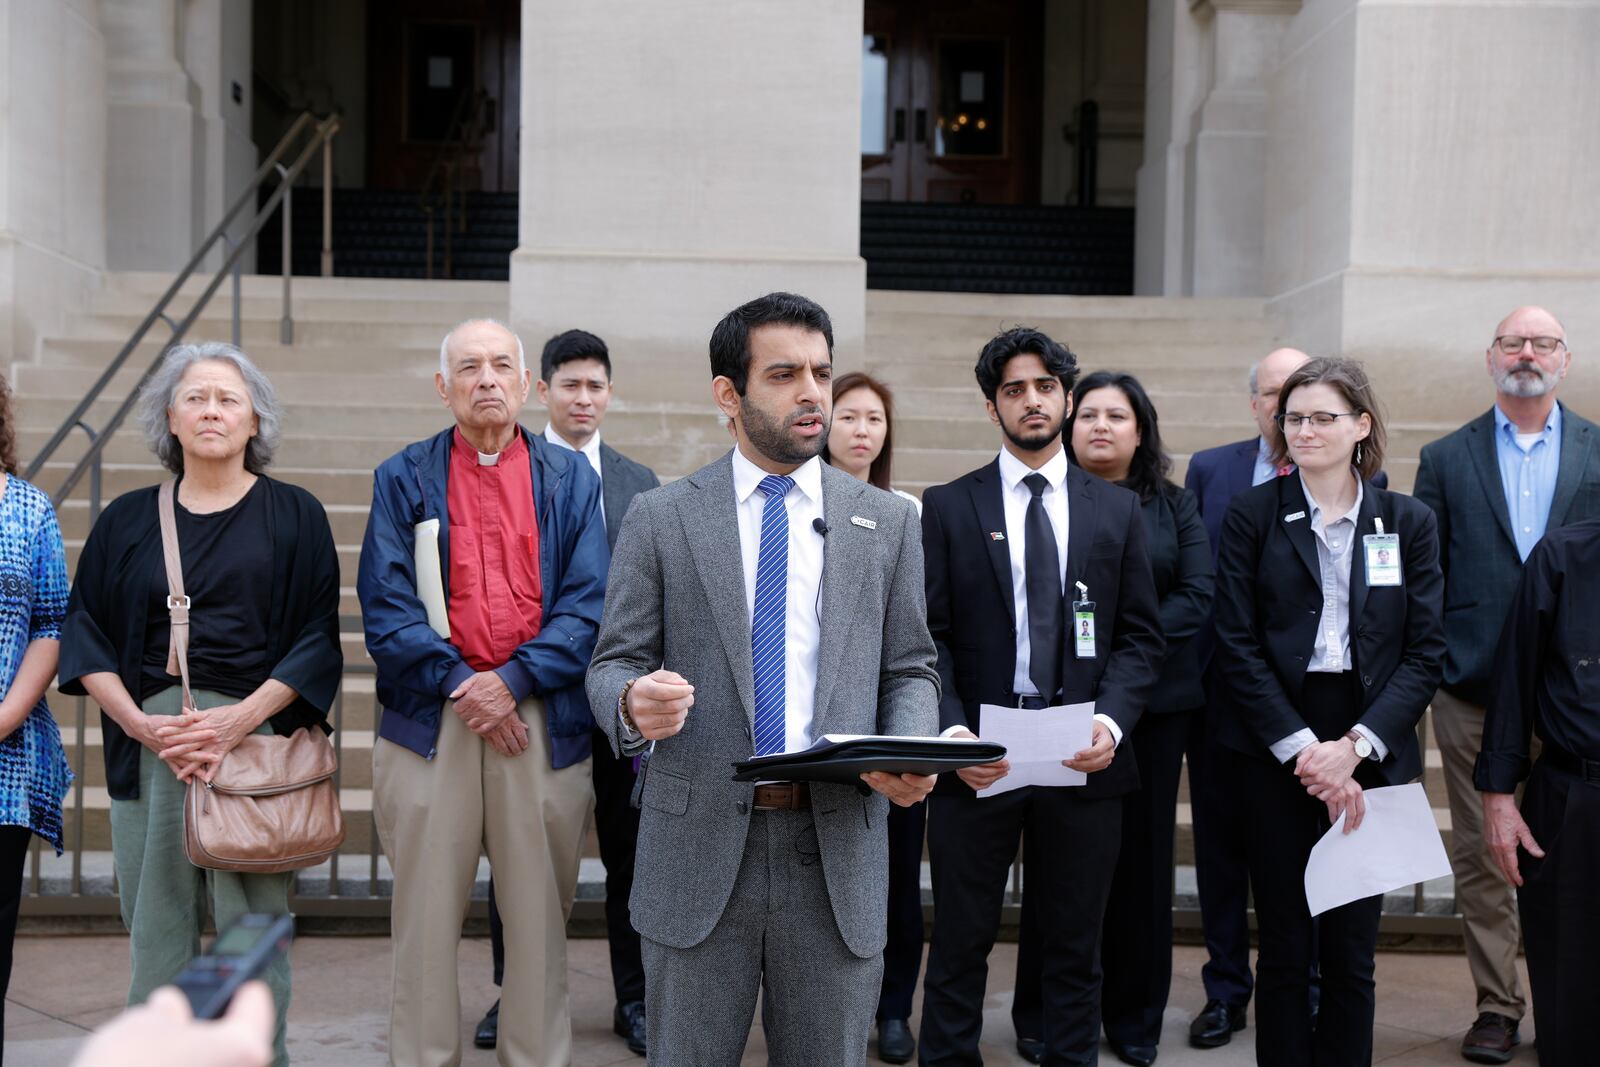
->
xmin=473 ymin=999 xmax=499 ymax=1050
xmin=876 ymin=1018 xmax=915 ymax=1064
xmin=1109 ymin=1039 xmax=1159 ymax=1066
xmin=1016 ymin=1036 xmax=1045 ymax=1064
xmin=614 ymin=1000 xmax=647 ymax=1057
xmin=1188 ymin=999 xmax=1247 ymax=1049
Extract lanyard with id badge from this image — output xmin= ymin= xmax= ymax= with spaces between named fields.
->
xmin=1072 ymin=581 xmax=1096 ymax=659
xmin=1363 ymin=517 xmax=1401 ymax=587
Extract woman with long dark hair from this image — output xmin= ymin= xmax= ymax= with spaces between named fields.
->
xmin=1213 ymin=357 xmax=1443 ymax=1065
xmin=822 ymin=370 xmax=921 ymax=1064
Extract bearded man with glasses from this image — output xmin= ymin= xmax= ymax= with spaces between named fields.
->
xmin=1412 ymin=305 xmax=1600 ymax=1065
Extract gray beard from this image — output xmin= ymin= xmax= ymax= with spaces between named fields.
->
xmin=1495 ymin=361 xmax=1561 ymax=398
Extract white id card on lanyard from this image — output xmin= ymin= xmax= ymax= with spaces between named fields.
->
xmin=1363 ymin=517 xmax=1401 ymax=587
xmin=1072 ymin=581 xmax=1096 ymax=659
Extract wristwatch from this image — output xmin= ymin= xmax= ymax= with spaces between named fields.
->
xmin=1344 ymin=730 xmax=1374 ymax=760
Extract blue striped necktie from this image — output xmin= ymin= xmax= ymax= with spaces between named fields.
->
xmin=751 ymin=474 xmax=794 ymax=756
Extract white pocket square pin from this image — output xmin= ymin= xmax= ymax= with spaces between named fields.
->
xmin=850 ymin=515 xmax=877 ymax=530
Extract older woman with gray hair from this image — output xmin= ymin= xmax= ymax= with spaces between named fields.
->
xmin=58 ymin=342 xmax=341 ymax=1066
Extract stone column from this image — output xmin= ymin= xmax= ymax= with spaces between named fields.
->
xmin=1134 ymin=0 xmax=1210 ymax=294
xmin=1263 ymin=0 xmax=1600 ymax=428
xmin=102 ymin=0 xmax=203 ymax=270
xmin=0 ymin=0 xmax=107 ymax=362
xmin=510 ymin=0 xmax=866 ymax=406
xmin=1183 ymin=0 xmax=1297 ymax=296
xmin=182 ymin=0 xmax=255 ymax=271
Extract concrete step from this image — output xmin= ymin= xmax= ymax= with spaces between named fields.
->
xmin=105 ymin=271 xmax=510 ymax=305
xmin=73 ymin=314 xmax=488 ymax=352
xmin=865 ymin=289 xmax=1268 ymax=321
xmin=88 ymin=291 xmax=511 ymax=326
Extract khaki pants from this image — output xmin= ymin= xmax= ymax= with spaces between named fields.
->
xmin=109 ymin=687 xmax=293 ymax=1067
xmin=1431 ymin=688 xmax=1532 ymax=1019
xmin=374 ymin=697 xmax=592 ymax=1067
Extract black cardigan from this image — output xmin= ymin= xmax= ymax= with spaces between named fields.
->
xmin=59 ymin=477 xmax=343 ymax=800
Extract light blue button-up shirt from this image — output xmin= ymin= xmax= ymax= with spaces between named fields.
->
xmin=1493 ymin=404 xmax=1562 ymax=561
xmin=1252 ymin=436 xmax=1279 ymax=487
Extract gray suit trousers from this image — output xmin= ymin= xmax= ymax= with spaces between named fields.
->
xmin=642 ymin=809 xmax=883 ymax=1066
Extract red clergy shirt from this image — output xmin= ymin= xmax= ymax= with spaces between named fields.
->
xmin=445 ymin=428 xmax=543 ymax=671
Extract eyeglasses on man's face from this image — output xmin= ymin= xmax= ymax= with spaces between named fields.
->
xmin=1493 ymin=335 xmax=1566 ymax=357
xmin=1276 ymin=411 xmax=1359 ymax=431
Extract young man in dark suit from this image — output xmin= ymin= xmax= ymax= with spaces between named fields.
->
xmin=476 ymin=329 xmax=660 ymax=1056
xmin=1412 ymin=305 xmax=1600 ymax=1065
xmin=918 ymin=327 xmax=1164 ymax=1066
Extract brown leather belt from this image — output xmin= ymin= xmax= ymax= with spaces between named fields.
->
xmin=752 ymin=782 xmax=811 ymax=811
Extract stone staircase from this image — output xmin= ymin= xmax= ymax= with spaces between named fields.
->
xmin=13 ymin=272 xmax=1460 ymax=916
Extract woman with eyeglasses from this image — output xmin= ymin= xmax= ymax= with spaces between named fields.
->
xmin=1212 ymin=357 xmax=1444 ymax=1066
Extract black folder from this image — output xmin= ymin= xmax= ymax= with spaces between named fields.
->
xmin=731 ymin=735 xmax=1007 ymax=784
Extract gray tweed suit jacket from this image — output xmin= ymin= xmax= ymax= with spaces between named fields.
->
xmin=586 ymin=452 xmax=940 ymax=958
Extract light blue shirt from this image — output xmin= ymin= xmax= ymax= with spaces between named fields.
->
xmin=1251 ymin=436 xmax=1279 ymax=487
xmin=1493 ymin=403 xmax=1562 ymax=561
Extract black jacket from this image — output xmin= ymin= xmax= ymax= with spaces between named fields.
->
xmin=922 ymin=459 xmax=1165 ymax=798
xmin=59 ymin=478 xmax=343 ymax=800
xmin=1212 ymin=475 xmax=1444 ymax=785
xmin=1139 ymin=486 xmax=1213 ymax=713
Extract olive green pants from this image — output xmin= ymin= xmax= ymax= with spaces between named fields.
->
xmin=109 ymin=687 xmax=292 ymax=1067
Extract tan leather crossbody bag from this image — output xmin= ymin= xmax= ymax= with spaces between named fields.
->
xmin=159 ymin=480 xmax=345 ymax=873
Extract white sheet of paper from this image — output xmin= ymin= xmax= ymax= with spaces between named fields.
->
xmin=1304 ymin=783 xmax=1452 ymax=917
xmin=973 ymin=702 xmax=1095 ymax=798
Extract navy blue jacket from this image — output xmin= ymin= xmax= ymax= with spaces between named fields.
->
xmin=357 ymin=425 xmax=608 ymax=766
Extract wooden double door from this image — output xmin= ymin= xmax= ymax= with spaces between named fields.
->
xmin=861 ymin=0 xmax=1043 ymax=204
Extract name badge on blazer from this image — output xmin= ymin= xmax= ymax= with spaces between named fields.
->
xmin=850 ymin=515 xmax=876 ymax=530
xmin=1364 ymin=518 xmax=1401 ymax=587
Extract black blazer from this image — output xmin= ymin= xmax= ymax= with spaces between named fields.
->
xmin=1212 ymin=475 xmax=1445 ymax=785
xmin=1412 ymin=404 xmax=1600 ymax=707
xmin=922 ymin=459 xmax=1165 ymax=798
xmin=59 ymin=478 xmax=343 ymax=801
xmin=1140 ymin=486 xmax=1214 ymax=713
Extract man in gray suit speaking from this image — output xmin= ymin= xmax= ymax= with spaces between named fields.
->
xmin=587 ymin=291 xmax=941 ymax=1064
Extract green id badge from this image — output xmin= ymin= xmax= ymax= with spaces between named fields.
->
xmin=1072 ymin=600 xmax=1096 ymax=659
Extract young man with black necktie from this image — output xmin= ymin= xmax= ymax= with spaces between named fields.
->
xmin=918 ymin=327 xmax=1164 ymax=1066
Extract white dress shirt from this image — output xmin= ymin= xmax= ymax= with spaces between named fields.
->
xmin=543 ymin=424 xmax=604 ymax=522
xmin=732 ymin=446 xmax=825 ymax=754
xmin=1269 ymin=472 xmax=1387 ymax=764
xmin=993 ymin=447 xmax=1122 ymax=747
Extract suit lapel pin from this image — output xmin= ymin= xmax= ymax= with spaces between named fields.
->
xmin=990 ymin=531 xmax=1006 ymax=541
xmin=850 ymin=515 xmax=877 ymax=530
xmin=1285 ymin=511 xmax=1306 ymax=523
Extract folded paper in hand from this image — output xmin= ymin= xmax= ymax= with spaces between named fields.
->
xmin=731 ymin=734 xmax=1005 ymax=784
xmin=413 ymin=518 xmax=450 ymax=639
xmin=974 ymin=702 xmax=1095 ymax=798
xmin=1304 ymin=783 xmax=1452 ymax=917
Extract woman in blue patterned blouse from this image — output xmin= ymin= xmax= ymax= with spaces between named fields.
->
xmin=0 ymin=373 xmax=73 ymax=1050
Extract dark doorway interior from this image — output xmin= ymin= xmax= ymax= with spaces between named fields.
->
xmin=858 ymin=0 xmax=1135 ymax=295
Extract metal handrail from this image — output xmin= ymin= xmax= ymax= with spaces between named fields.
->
xmin=419 ymin=89 xmax=492 ymax=280
xmin=23 ymin=112 xmax=341 ymax=508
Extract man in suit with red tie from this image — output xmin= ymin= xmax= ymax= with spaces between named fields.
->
xmin=918 ymin=327 xmax=1164 ymax=1065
